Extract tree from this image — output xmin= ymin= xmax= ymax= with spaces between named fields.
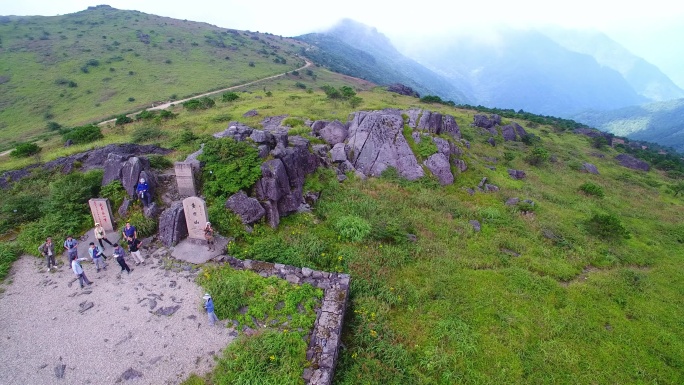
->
xmin=10 ymin=142 xmax=41 ymax=158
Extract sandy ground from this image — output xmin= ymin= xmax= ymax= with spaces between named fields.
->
xmin=0 ymin=245 xmax=236 ymax=385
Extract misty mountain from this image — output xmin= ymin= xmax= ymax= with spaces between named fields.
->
xmin=402 ymin=28 xmax=649 ymax=117
xmin=295 ymin=19 xmax=470 ymax=103
xmin=574 ymin=98 xmax=684 ymax=152
xmin=543 ymin=28 xmax=684 ymax=102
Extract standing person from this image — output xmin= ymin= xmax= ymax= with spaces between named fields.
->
xmin=71 ymin=255 xmax=92 ymax=289
xmin=204 ymin=222 xmax=215 ymax=251
xmin=122 ymin=222 xmax=137 ymax=242
xmin=112 ymin=244 xmax=132 ymax=276
xmin=136 ymin=178 xmax=151 ymax=207
xmin=93 ymin=223 xmax=114 ymax=251
xmin=63 ymin=236 xmax=78 ymax=267
xmin=127 ymin=237 xmax=145 ymax=265
xmin=203 ymin=293 xmax=219 ymax=327
xmin=88 ymin=242 xmax=107 ymax=273
xmin=38 ymin=237 xmax=56 ymax=271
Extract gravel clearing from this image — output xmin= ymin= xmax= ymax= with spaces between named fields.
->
xmin=0 ymin=253 xmax=236 ymax=385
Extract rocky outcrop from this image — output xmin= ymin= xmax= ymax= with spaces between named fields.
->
xmin=473 ymin=114 xmax=501 ymax=131
xmin=214 ymin=122 xmax=253 ymax=141
xmin=507 ymin=169 xmax=526 ymax=180
xmin=347 ymin=110 xmax=424 ymax=180
xmin=416 ymin=111 xmax=461 ymax=138
xmin=1 ymin=144 xmax=169 ymax=189
xmin=260 ymin=115 xmax=287 ymax=130
xmin=386 ymin=83 xmax=419 ymax=98
xmin=615 ymin=154 xmax=650 ymax=171
xmin=158 ymin=202 xmax=188 ymax=247
xmin=501 ymin=122 xmax=527 ymax=141
xmin=225 ymin=191 xmax=266 ymax=225
xmin=424 ymin=153 xmax=454 ymax=185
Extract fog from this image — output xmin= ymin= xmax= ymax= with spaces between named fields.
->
xmin=2 ymin=0 xmax=684 ymax=88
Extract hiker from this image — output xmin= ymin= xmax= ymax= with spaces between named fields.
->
xmin=204 ymin=222 xmax=215 ymax=251
xmin=88 ymin=242 xmax=107 ymax=273
xmin=203 ymin=293 xmax=219 ymax=326
xmin=71 ymin=255 xmax=92 ymax=289
xmin=112 ymin=244 xmax=132 ymax=275
xmin=93 ymin=222 xmax=114 ymax=250
xmin=136 ymin=178 xmax=152 ymax=207
xmin=38 ymin=237 xmax=56 ymax=271
xmin=122 ymin=222 xmax=137 ymax=241
xmin=127 ymin=236 xmax=145 ymax=265
xmin=63 ymin=236 xmax=78 ymax=266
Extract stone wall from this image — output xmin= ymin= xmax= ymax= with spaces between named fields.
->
xmin=218 ymin=255 xmax=350 ymax=385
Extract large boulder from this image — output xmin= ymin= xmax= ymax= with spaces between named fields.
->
xmin=225 ymin=191 xmax=266 ymax=224
xmin=102 ymin=153 xmax=126 ymax=186
xmin=318 ymin=120 xmax=348 ymax=146
xmin=347 ymin=110 xmax=424 ymax=180
xmin=424 ymin=153 xmax=454 ymax=185
xmin=615 ymin=154 xmax=650 ymax=171
xmin=121 ymin=157 xmax=146 ymax=197
xmin=249 ymin=129 xmax=274 ymax=146
xmin=442 ymin=115 xmax=461 ymax=139
xmin=331 ymin=143 xmax=349 ymax=163
xmin=261 ymin=200 xmax=280 ymax=228
xmin=255 ymin=159 xmax=290 ymax=202
xmin=501 ymin=122 xmax=527 ymax=141
xmin=158 ymin=202 xmax=188 ymax=247
xmin=405 ymin=109 xmax=422 ymax=128
xmin=311 ymin=120 xmax=329 ymax=134
xmin=507 ymin=169 xmax=527 ymax=180
xmin=582 ymin=162 xmax=599 ymax=174
xmin=417 ymin=111 xmax=443 ymax=134
xmin=277 ymin=186 xmax=304 ymax=215
xmin=432 ymin=137 xmax=451 ymax=156
xmin=276 ymin=136 xmax=318 ymax=188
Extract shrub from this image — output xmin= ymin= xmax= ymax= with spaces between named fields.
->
xmin=100 ymin=180 xmax=127 ymax=212
xmin=592 ymin=136 xmax=609 ymax=149
xmin=125 ymin=209 xmax=157 ymax=238
xmin=0 ymin=243 xmax=20 ymax=281
xmin=131 ymin=126 xmax=166 ymax=143
xmin=525 ymin=147 xmax=550 ymax=166
xmin=158 ymin=109 xmax=177 ymax=120
xmin=221 ymin=92 xmax=239 ymax=102
xmin=115 ymin=114 xmax=133 ymax=126
xmin=295 ymin=82 xmax=306 ymax=89
xmin=521 ymin=133 xmax=542 ymax=146
xmin=503 ymin=152 xmax=516 ymax=163
xmin=248 ymin=61 xmax=255 ymax=67
xmin=46 ymin=121 xmax=62 ymax=131
xmin=579 ymin=182 xmax=605 ymax=197
xmin=62 ymin=124 xmax=103 ymax=144
xmin=136 ymin=110 xmax=156 ymax=120
xmin=10 ymin=142 xmax=41 ymax=158
xmin=348 ymin=96 xmax=363 ymax=108
xmin=210 ymin=114 xmax=232 ymax=123
xmin=415 ymin=138 xmax=438 ymax=159
xmin=334 ymin=215 xmax=371 ymax=242
xmin=587 ymin=213 xmax=630 ymax=240
xmin=321 ymin=85 xmax=342 ymax=99
xmin=183 ymin=97 xmax=215 ymax=110
xmin=199 ymin=137 xmax=263 ymax=200
xmin=127 ymin=97 xmax=136 ymax=102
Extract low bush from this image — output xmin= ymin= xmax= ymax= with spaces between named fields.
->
xmin=136 ymin=110 xmax=156 ymax=120
xmin=10 ymin=142 xmax=41 ymax=158
xmin=525 ymin=146 xmax=550 ymax=166
xmin=0 ymin=243 xmax=20 ymax=281
xmin=100 ymin=180 xmax=127 ymax=213
xmin=281 ymin=117 xmax=305 ymax=128
xmin=147 ymin=154 xmax=173 ymax=170
xmin=199 ymin=137 xmax=263 ymax=200
xmin=183 ymin=97 xmax=215 ymax=110
xmin=587 ymin=213 xmax=630 ymax=240
xmin=115 ymin=114 xmax=133 ymax=126
xmin=124 ymin=209 xmax=157 ymax=239
xmin=579 ymin=182 xmax=605 ymax=197
xmin=62 ymin=124 xmax=103 ymax=144
xmin=334 ymin=215 xmax=372 ymax=242
xmin=221 ymin=92 xmax=239 ymax=102
xmin=415 ymin=138 xmax=438 ymax=159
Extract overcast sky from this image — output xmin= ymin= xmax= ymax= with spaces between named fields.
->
xmin=2 ymin=0 xmax=684 ymax=88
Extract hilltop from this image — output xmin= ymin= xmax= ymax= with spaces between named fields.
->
xmin=0 ymin=5 xmax=307 ymax=149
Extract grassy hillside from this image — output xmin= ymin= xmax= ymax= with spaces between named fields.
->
xmin=2 ymin=63 xmax=684 ymax=384
xmin=0 ymin=5 xmax=307 ymax=149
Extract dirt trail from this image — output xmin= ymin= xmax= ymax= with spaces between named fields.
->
xmin=99 ymin=59 xmax=313 ymax=126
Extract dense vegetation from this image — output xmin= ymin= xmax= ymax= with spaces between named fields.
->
xmin=1 ymin=18 xmax=683 ymax=384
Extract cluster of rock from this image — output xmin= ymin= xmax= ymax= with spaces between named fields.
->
xmin=103 ymin=154 xmax=161 ymax=218
xmin=0 ymin=144 xmax=169 ymax=190
xmin=218 ymin=255 xmax=350 ymax=385
xmin=615 ymin=154 xmax=650 ymax=171
xmin=386 ymin=83 xmax=420 ymax=98
xmin=472 ymin=113 xmax=528 ymax=145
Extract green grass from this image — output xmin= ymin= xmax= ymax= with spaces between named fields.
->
xmin=2 ymin=58 xmax=684 ymax=384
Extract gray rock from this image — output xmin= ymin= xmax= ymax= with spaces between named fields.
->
xmin=386 ymin=83 xmax=419 ymax=97
xmin=302 ymin=267 xmax=313 ymax=277
xmin=405 ymin=108 xmax=421 ymax=128
xmin=505 ymin=197 xmax=520 ymax=206
xmin=158 ymin=202 xmax=188 ymax=247
xmin=442 ymin=114 xmax=461 ymax=139
xmin=338 ymin=160 xmax=355 ymax=174
xmin=64 ymin=139 xmax=73 ymax=147
xmin=453 ymin=159 xmax=468 ymax=173
xmin=432 ymin=137 xmax=451 ymax=156
xmin=418 ymin=111 xmax=443 ymax=134
xmin=249 ymin=129 xmax=273 ymax=145
xmin=277 ymin=187 xmax=304 ymax=215
xmin=615 ymin=154 xmax=650 ymax=171
xmin=143 ymin=202 xmax=161 ymax=219
xmin=257 ymin=145 xmax=270 ymax=158
xmin=54 ymin=363 xmax=66 ymax=379
xmin=255 ymin=159 xmax=290 ymax=202
xmin=102 ymin=153 xmax=125 ymax=186
xmin=330 ymin=143 xmax=349 ymax=163
xmin=507 ymin=169 xmax=526 ymax=180
xmin=501 ymin=124 xmax=517 ymax=141
xmin=312 ymin=144 xmax=330 ymax=158
xmin=261 ymin=200 xmax=280 ymax=229
xmin=423 ymin=153 xmax=454 ymax=185
xmin=243 ymin=109 xmax=258 ymax=117
xmin=311 ymin=120 xmax=328 ymax=134
xmin=484 ymin=184 xmax=500 ymax=192
xmin=478 ymin=177 xmax=488 ymax=188
xmin=271 ymin=130 xmax=288 ymax=147
xmin=347 ymin=110 xmax=424 ymax=180
xmin=260 ymin=115 xmax=287 ymax=130
xmin=121 ymin=157 xmax=144 ymax=197
xmin=473 ymin=114 xmax=501 ymax=130
xmin=226 ymin=191 xmax=265 ymax=224
xmin=488 ymin=137 xmax=496 ymax=147
xmin=582 ymin=162 xmax=599 ymax=174
xmin=319 ymin=120 xmax=348 ymax=146
xmin=118 ymin=198 xmax=132 ymax=218
xmin=411 ymin=131 xmax=421 ymax=143
xmin=469 ymin=220 xmax=481 ymax=232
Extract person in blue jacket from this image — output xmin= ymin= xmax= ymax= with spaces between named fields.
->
xmin=203 ymin=293 xmax=219 ymax=327
xmin=136 ymin=177 xmax=152 ymax=207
